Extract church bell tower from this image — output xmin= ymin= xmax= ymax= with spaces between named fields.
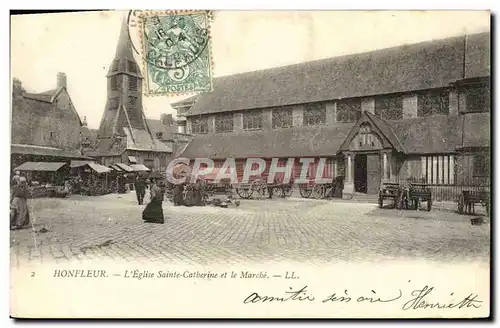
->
xmin=97 ymin=18 xmax=149 ymax=139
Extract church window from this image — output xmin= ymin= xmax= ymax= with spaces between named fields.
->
xmin=127 ymin=96 xmax=138 ymax=109
xmin=465 ymin=85 xmax=490 ymax=113
xmin=191 ymin=116 xmax=209 ymax=134
xmin=375 ymin=95 xmax=403 ymax=120
xmin=272 ymin=107 xmax=293 ymax=128
xmin=303 ymin=103 xmax=326 ymax=126
xmin=418 ymin=89 xmax=449 ymax=117
xmin=243 ymin=110 xmax=262 ymax=130
xmin=215 ymin=113 xmax=233 ymax=133
xmin=129 ymin=76 xmax=138 ymax=91
xmin=337 ymin=99 xmax=362 ymax=123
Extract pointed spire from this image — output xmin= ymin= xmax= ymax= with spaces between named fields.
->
xmin=115 ymin=17 xmax=135 ymax=61
xmin=107 ymin=16 xmax=141 ymax=77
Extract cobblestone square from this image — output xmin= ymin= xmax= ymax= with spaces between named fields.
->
xmin=10 ymin=192 xmax=490 ymax=267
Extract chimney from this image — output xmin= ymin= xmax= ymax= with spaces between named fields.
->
xmin=82 ymin=116 xmax=88 ymax=127
xmin=57 ymin=72 xmax=67 ymax=89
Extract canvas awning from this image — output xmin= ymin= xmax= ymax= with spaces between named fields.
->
xmin=70 ymin=160 xmax=95 ymax=168
xmin=129 ymin=164 xmax=150 ymax=172
xmin=15 ymin=161 xmax=67 ymax=172
xmin=109 ymin=165 xmax=122 ymax=171
xmin=88 ymin=163 xmax=112 ymax=174
xmin=115 ymin=163 xmax=134 ymax=172
xmin=128 ymin=156 xmax=138 ymax=164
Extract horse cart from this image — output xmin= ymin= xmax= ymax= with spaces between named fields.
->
xmin=458 ymin=190 xmax=490 ymax=215
xmin=406 ymin=182 xmax=433 ymax=211
xmin=305 ymin=176 xmax=344 ymax=200
xmin=378 ymin=182 xmax=402 ymax=208
xmin=235 ymin=177 xmax=294 ymax=199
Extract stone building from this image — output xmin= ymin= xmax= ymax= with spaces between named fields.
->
xmin=86 ymin=19 xmax=172 ymax=171
xmin=11 ymin=73 xmax=91 ymax=170
xmin=147 ymin=113 xmax=193 ymax=157
xmin=175 ymin=32 xmax=490 ymax=199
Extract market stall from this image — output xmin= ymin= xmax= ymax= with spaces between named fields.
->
xmin=14 ymin=161 xmax=70 ymax=198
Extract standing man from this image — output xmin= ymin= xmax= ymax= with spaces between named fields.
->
xmin=134 ymin=175 xmax=146 ymax=205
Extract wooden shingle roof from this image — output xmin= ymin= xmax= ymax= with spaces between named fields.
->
xmin=187 ymin=32 xmax=489 ymax=116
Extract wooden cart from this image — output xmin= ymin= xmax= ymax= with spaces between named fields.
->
xmin=458 ymin=190 xmax=490 ymax=215
xmin=235 ymin=178 xmax=294 ymax=199
xmin=407 ymin=183 xmax=433 ymax=212
xmin=378 ymin=182 xmax=402 ymax=208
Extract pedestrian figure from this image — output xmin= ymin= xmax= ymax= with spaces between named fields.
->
xmin=142 ymin=179 xmax=164 ymax=224
xmin=134 ymin=175 xmax=146 ymax=205
xmin=10 ymin=177 xmax=30 ymax=230
xmin=11 ymin=171 xmax=21 ymax=186
xmin=173 ymin=181 xmax=185 ymax=206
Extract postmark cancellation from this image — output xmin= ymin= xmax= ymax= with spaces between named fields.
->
xmin=139 ymin=10 xmax=214 ymax=96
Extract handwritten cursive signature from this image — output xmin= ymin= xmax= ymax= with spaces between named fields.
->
xmin=243 ymin=286 xmax=315 ymax=303
xmin=243 ymin=285 xmax=483 ymax=311
xmin=402 ymin=285 xmax=482 ymax=310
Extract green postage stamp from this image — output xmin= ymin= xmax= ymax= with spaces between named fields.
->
xmin=140 ymin=10 xmax=213 ymax=96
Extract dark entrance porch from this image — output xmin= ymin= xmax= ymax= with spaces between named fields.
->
xmin=354 ymin=153 xmax=381 ymax=194
xmin=354 ymin=154 xmax=367 ymax=193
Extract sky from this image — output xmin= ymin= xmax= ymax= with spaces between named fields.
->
xmin=11 ymin=10 xmax=490 ymax=129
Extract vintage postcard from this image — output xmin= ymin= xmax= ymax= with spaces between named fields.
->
xmin=9 ymin=10 xmax=490 ymax=318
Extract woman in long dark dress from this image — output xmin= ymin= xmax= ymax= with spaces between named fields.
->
xmin=142 ymin=179 xmax=164 ymax=224
xmin=10 ymin=177 xmax=30 ymax=230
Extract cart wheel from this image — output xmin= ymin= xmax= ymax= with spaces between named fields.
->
xmin=299 ymin=186 xmax=312 ymax=198
xmin=273 ymin=186 xmax=283 ymax=198
xmin=236 ymin=187 xmax=252 ymax=199
xmin=395 ymin=192 xmax=402 ymax=209
xmin=284 ymin=185 xmax=294 ymax=197
xmin=457 ymin=194 xmax=464 ymax=214
xmin=312 ymin=185 xmax=325 ymax=199
xmin=251 ymin=179 xmax=267 ymax=199
xmin=378 ymin=192 xmax=383 ymax=208
xmin=427 ymin=198 xmax=432 ymax=212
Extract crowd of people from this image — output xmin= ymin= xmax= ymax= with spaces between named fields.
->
xmin=9 ymin=168 xmax=205 ymax=229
